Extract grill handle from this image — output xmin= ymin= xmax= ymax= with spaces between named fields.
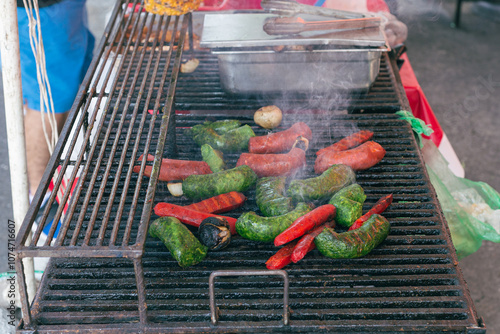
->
xmin=208 ymin=269 xmax=290 ymax=326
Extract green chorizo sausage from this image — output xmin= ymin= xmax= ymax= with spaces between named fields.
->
xmin=332 ymin=183 xmax=367 ymax=204
xmin=182 ymin=165 xmax=258 ymax=200
xmin=189 ymin=119 xmax=241 ymax=137
xmin=256 ymin=176 xmax=293 ymax=217
xmin=328 ymin=184 xmax=366 ymax=227
xmin=201 ymin=144 xmax=226 ymax=173
xmin=193 ymin=125 xmax=256 ymax=152
xmin=236 ymin=202 xmax=313 ymax=242
xmin=149 ymin=217 xmax=208 ymax=267
xmin=314 ymin=214 xmax=390 ymax=258
xmin=287 ymin=164 xmax=356 ymax=202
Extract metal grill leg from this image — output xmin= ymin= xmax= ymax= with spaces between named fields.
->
xmin=15 ymin=256 xmax=33 ymax=328
xmin=133 ymin=258 xmax=148 ymax=324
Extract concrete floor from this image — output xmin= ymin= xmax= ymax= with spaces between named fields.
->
xmin=396 ymin=2 xmax=500 ymax=331
xmin=1 ymin=0 xmax=499 ymax=332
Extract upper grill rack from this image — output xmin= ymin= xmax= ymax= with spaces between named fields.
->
xmin=15 ymin=0 xmax=191 ymax=327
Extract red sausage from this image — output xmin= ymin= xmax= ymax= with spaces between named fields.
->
xmin=274 ymin=204 xmax=336 ymax=246
xmin=236 ymin=147 xmax=306 ymax=178
xmin=348 ymin=194 xmax=393 ymax=231
xmin=133 ymin=154 xmax=212 ymax=181
xmin=316 ymin=130 xmax=374 ymax=156
xmin=154 ymin=202 xmax=237 ymax=235
xmin=291 ymin=221 xmax=334 ymax=263
xmin=314 ymin=141 xmax=386 ymax=174
xmin=184 ymin=192 xmax=247 ymax=214
xmin=249 ymin=122 xmax=312 ymax=154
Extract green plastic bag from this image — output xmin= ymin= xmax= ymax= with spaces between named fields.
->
xmin=421 ymin=139 xmax=500 ymax=259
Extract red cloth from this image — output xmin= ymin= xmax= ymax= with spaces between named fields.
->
xmin=200 ymin=0 xmax=390 ymax=10
xmin=367 ymin=0 xmax=390 ymax=12
xmin=398 ymin=53 xmax=444 ymax=146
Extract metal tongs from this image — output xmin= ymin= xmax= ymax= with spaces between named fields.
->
xmin=261 ymin=0 xmax=379 ymax=36
xmin=263 ymin=16 xmax=381 ymax=35
xmin=261 ymin=0 xmax=366 ymax=19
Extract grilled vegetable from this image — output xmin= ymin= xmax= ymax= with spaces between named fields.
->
xmin=316 ymin=130 xmax=374 ymax=156
xmin=265 ymin=240 xmax=301 ymax=270
xmin=328 ymin=184 xmax=366 ymax=227
xmin=182 ymin=165 xmax=258 ymax=200
xmin=184 ymin=192 xmax=246 ymax=214
xmin=167 ymin=182 xmax=184 ymax=197
xmin=274 ymin=204 xmax=336 ymax=246
xmin=133 ymin=154 xmax=212 ymax=181
xmin=315 ymin=141 xmax=386 ymax=173
xmin=256 ymin=176 xmax=293 ymax=217
xmin=254 ymin=105 xmax=283 ymax=129
xmin=236 ymin=147 xmax=306 ymax=178
xmin=348 ymin=194 xmax=393 ymax=231
xmin=291 ymin=221 xmax=334 ymax=263
xmin=149 ymin=217 xmax=208 ymax=267
xmin=314 ymin=214 xmax=390 ymax=259
xmin=198 ymin=217 xmax=231 ymax=251
xmin=287 ymin=164 xmax=356 ymax=202
xmin=201 ymin=144 xmax=226 ymax=173
xmin=180 ymin=58 xmax=199 ymax=73
xmin=192 ymin=125 xmax=256 ymax=152
xmin=249 ymin=122 xmax=312 ymax=154
xmin=154 ymin=202 xmax=238 ymax=235
xmin=236 ymin=203 xmax=313 ymax=243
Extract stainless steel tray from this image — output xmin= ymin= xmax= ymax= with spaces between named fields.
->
xmin=200 ymin=13 xmax=387 ymax=95
xmin=216 ymin=48 xmax=383 ymax=95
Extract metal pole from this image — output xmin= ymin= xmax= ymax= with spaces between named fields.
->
xmin=0 ymin=0 xmax=38 ymax=304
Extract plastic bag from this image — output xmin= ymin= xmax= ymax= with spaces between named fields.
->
xmin=421 ymin=139 xmax=500 ymax=259
xmin=396 ymin=110 xmax=434 ymax=147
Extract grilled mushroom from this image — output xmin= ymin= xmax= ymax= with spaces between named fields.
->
xmin=198 ymin=217 xmax=231 ymax=251
xmin=254 ymin=105 xmax=283 ymax=129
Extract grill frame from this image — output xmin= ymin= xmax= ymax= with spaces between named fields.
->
xmin=15 ymin=1 xmax=485 ymax=333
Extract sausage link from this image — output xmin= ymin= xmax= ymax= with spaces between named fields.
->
xmin=316 ymin=130 xmax=374 ymax=156
xmin=133 ymin=154 xmax=212 ymax=181
xmin=314 ymin=141 xmax=386 ymax=173
xmin=236 ymin=147 xmax=306 ymax=178
xmin=249 ymin=122 xmax=312 ymax=154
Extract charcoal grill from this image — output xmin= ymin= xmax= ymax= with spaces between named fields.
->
xmin=15 ymin=1 xmax=485 ymax=333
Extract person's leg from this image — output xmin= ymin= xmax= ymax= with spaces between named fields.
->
xmin=15 ymin=0 xmax=94 ymax=196
xmin=24 ymin=108 xmax=68 ymax=196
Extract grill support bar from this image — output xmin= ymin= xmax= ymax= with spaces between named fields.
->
xmin=209 ymin=270 xmax=290 ymax=326
xmin=133 ymin=258 xmax=147 ymax=324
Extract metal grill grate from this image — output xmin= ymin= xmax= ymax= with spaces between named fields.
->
xmin=173 ymin=51 xmax=409 ymax=113
xmin=22 ymin=114 xmax=484 ymax=333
